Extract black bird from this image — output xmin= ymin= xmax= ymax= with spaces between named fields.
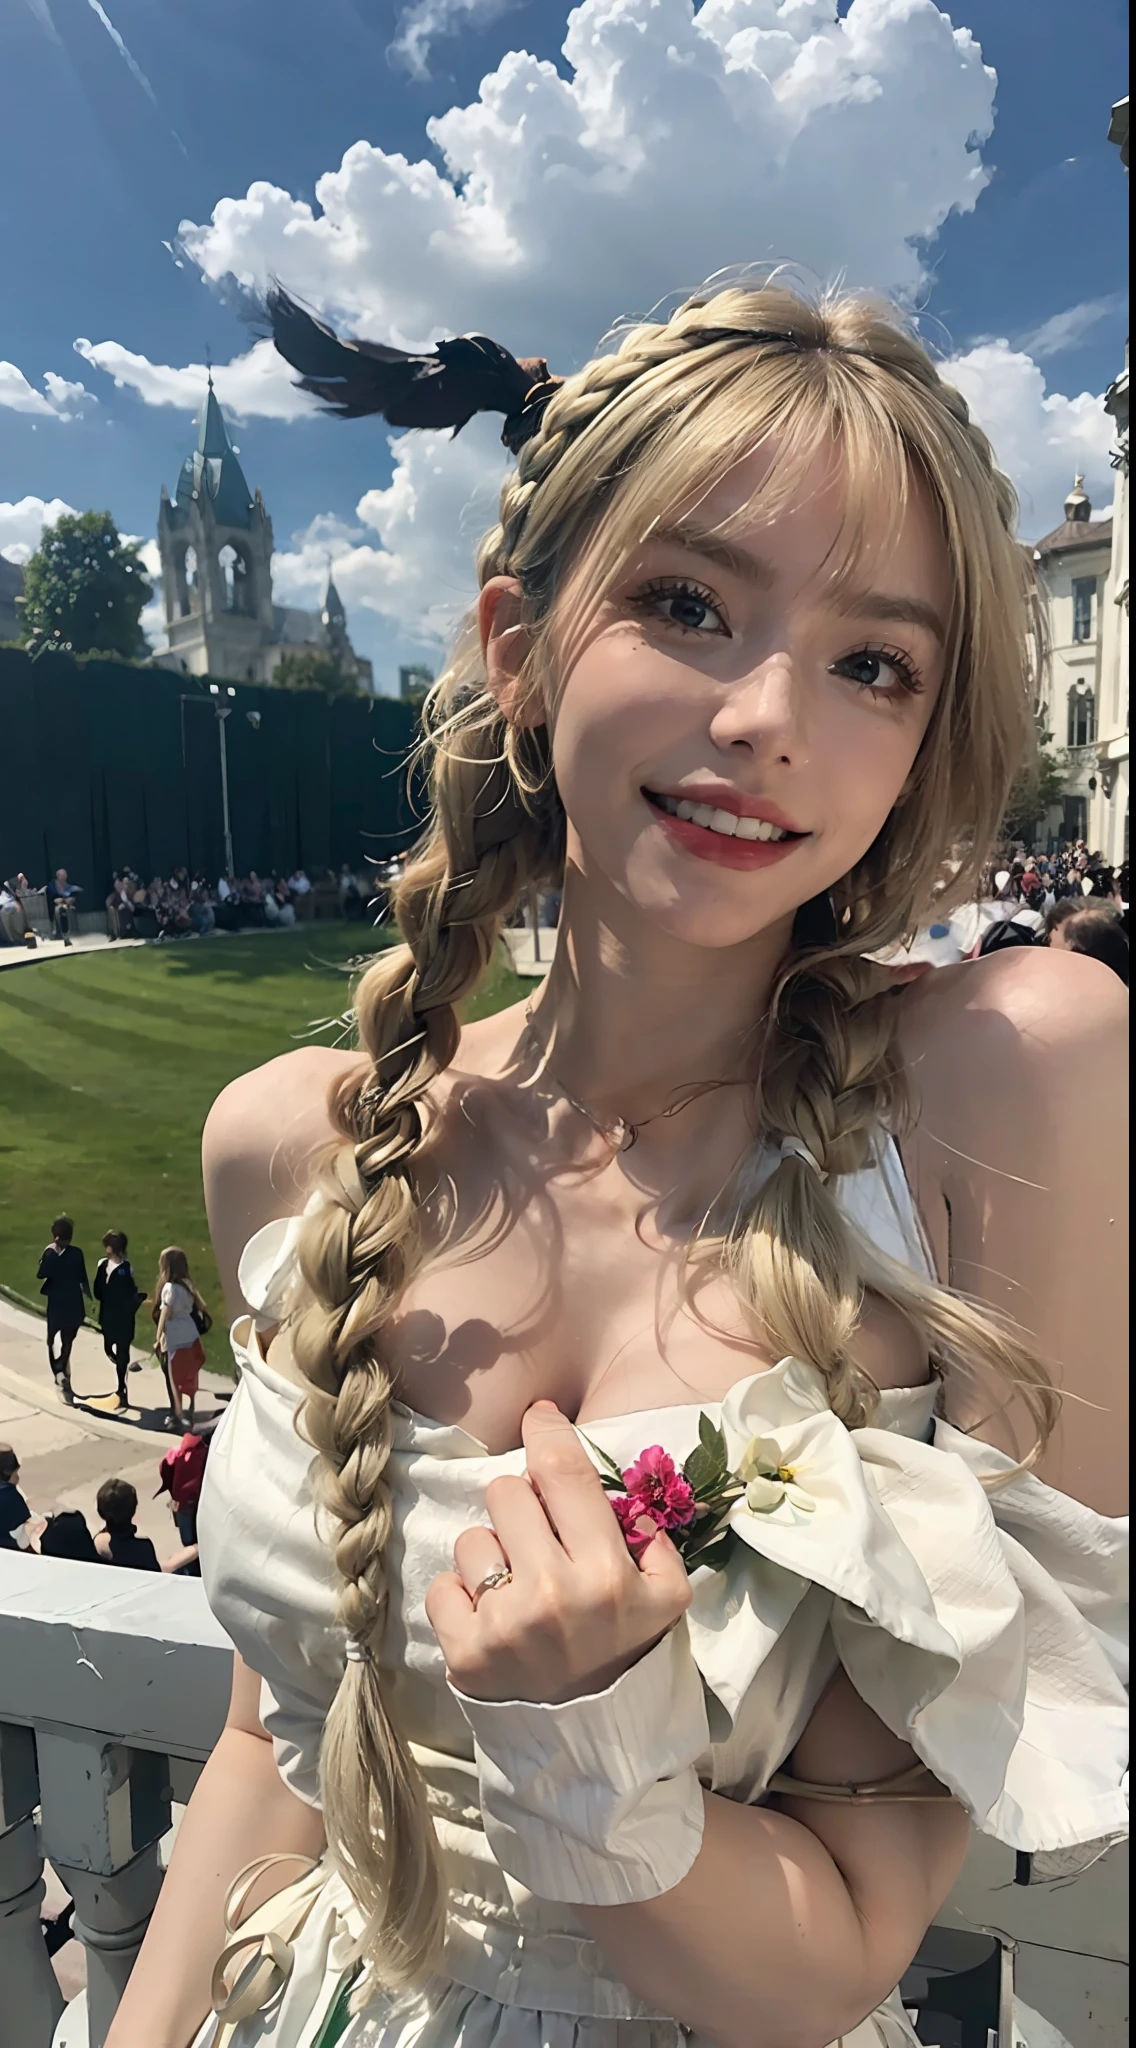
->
xmin=266 ymin=286 xmax=560 ymax=452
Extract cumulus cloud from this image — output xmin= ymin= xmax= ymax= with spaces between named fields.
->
xmin=272 ymin=416 xmax=508 ymax=647
xmin=73 ymin=336 xmax=317 ymax=422
xmin=390 ymin=0 xmax=521 ymax=79
xmin=942 ymin=341 xmax=1114 ymax=537
xmin=177 ymin=0 xmax=997 ymax=359
xmin=0 ymin=362 xmax=95 ymax=419
xmin=0 ymin=495 xmax=80 ymax=564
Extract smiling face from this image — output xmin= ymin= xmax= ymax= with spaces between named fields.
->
xmin=532 ymin=444 xmax=951 ymax=951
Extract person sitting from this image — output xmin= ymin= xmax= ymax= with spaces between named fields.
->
xmin=288 ymin=866 xmax=315 ymax=919
xmin=39 ymin=1509 xmax=102 ymax=1563
xmin=188 ymin=878 xmax=216 ymax=937
xmin=1 ymin=877 xmax=32 ymax=945
xmin=239 ymin=872 xmax=268 ymax=927
xmin=312 ymin=867 xmax=342 ymax=920
xmin=0 ymin=1444 xmax=33 ymax=1551
xmin=272 ymin=875 xmax=296 ymax=926
xmin=45 ymin=867 xmax=81 ymax=945
xmin=93 ymin=1478 xmax=161 ymax=1571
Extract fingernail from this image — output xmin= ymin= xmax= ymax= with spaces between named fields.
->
xmin=530 ymin=1400 xmax=560 ymax=1415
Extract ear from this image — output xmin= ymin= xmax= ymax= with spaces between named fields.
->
xmin=478 ymin=576 xmax=543 ymax=729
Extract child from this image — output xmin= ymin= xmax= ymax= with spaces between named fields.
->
xmin=93 ymin=1478 xmax=160 ymax=1572
xmin=36 ymin=1215 xmax=91 ymax=1403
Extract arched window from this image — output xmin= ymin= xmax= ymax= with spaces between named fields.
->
xmin=180 ymin=544 xmax=197 ymax=616
xmin=1067 ymin=684 xmax=1095 ymax=748
xmin=218 ymin=543 xmax=250 ymax=613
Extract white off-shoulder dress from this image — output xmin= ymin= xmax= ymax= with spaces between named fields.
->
xmin=192 ymin=1139 xmax=1128 ymax=2048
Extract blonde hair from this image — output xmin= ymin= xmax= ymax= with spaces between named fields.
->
xmin=288 ymin=282 xmax=1056 ymax=1988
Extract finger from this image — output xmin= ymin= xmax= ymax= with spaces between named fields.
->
xmin=521 ymin=1402 xmax=631 ymax=1564
xmin=483 ymin=1470 xmax=565 ymax=1567
xmin=424 ymin=1569 xmax=479 ymax=1659
xmin=635 ymin=1523 xmax=693 ymax=1612
xmin=453 ymin=1523 xmax=510 ymax=1598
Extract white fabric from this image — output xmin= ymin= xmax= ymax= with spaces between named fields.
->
xmin=451 ymin=1627 xmax=709 ymax=1906
xmin=195 ymin=1132 xmax=1128 ymax=2047
xmin=161 ymin=1279 xmax=198 ymax=1355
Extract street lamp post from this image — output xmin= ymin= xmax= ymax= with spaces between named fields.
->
xmin=215 ymin=704 xmax=234 ymax=879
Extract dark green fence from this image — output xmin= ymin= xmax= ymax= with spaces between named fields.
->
xmin=0 ymin=647 xmax=422 ymax=901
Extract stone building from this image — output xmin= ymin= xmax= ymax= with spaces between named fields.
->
xmin=155 ymin=376 xmax=372 ymax=689
xmin=1032 ymin=478 xmax=1113 ymax=843
xmin=1089 ymin=95 xmax=1129 ymax=870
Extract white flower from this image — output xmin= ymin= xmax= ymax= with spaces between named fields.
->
xmin=739 ymin=1433 xmax=817 ymax=1516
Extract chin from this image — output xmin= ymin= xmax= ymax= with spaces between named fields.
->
xmin=618 ymin=865 xmax=802 ymax=951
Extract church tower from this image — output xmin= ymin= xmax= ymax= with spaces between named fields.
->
xmin=157 ymin=373 xmax=275 ymax=680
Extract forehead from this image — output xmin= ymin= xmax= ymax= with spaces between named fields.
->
xmin=667 ymin=439 xmax=952 ymax=616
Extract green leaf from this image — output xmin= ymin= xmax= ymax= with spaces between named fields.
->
xmin=698 ymin=1412 xmax=729 ymax=1466
xmin=683 ymin=1442 xmax=725 ymax=1494
xmin=579 ymin=1432 xmax=627 ymax=1486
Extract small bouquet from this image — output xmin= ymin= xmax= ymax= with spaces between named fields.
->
xmin=584 ymin=1414 xmax=816 ymax=1574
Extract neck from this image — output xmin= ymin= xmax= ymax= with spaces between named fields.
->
xmin=528 ymin=853 xmax=793 ymax=1147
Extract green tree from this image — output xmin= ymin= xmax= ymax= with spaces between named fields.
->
xmin=1002 ymin=747 xmax=1066 ymax=843
xmin=269 ymin=648 xmax=364 ymax=698
xmin=20 ymin=510 xmax=152 ymax=660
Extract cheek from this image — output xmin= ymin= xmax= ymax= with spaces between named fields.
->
xmin=550 ymin=638 xmax=693 ymax=818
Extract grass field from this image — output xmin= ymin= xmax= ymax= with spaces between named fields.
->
xmin=0 ymin=928 xmax=526 ymax=1373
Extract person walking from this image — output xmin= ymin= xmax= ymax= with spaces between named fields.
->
xmin=36 ymin=1217 xmax=91 ymax=1402
xmin=93 ymin=1231 xmax=146 ymax=1410
xmin=152 ymin=1247 xmax=210 ymax=1430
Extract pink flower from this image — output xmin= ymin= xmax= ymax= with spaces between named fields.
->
xmin=619 ymin=1446 xmax=697 ymax=1534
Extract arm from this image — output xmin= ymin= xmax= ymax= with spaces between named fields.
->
xmin=576 ymin=1673 xmax=967 ymax=2048
xmin=900 ymin=950 xmax=1128 ymax=1511
xmin=429 ymin=1409 xmax=968 ymax=2048
xmin=79 ymin=1252 xmax=92 ymax=1299
xmin=103 ymin=1654 xmax=325 ymax=2048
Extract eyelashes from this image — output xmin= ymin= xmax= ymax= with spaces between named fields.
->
xmin=625 ymin=578 xmax=925 ymax=699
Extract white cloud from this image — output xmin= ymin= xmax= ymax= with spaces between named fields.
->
xmin=390 ymin=0 xmax=520 ymax=79
xmin=177 ymin=0 xmax=997 ymax=359
xmin=942 ymin=341 xmax=1114 ymax=537
xmin=73 ymin=336 xmax=317 ymax=422
xmin=0 ymin=362 xmax=95 ymax=419
xmin=272 ymin=415 xmax=508 ymax=647
xmin=1018 ymin=295 xmax=1125 ymax=362
xmin=0 ymin=495 xmax=80 ymax=564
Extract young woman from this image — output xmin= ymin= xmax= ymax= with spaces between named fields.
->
xmin=105 ymin=285 xmax=1127 ymax=2048
xmin=94 ymin=1229 xmax=145 ymax=1410
xmin=153 ymin=1246 xmax=209 ymax=1431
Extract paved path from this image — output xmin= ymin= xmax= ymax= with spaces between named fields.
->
xmin=0 ymin=1296 xmax=233 ymax=1563
xmin=0 ymin=932 xmax=146 ymax=972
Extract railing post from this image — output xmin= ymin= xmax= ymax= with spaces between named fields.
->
xmin=35 ymin=1731 xmax=170 ymax=2048
xmin=0 ymin=1721 xmax=66 ymax=2048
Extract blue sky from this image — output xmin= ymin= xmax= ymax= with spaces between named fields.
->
xmin=0 ymin=0 xmax=1128 ymax=691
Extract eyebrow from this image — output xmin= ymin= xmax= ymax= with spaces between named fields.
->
xmin=646 ymin=521 xmax=947 ymax=644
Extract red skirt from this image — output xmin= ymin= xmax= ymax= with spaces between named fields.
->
xmin=168 ymin=1337 xmax=206 ymax=1397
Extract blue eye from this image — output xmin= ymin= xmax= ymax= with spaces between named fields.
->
xmin=630 ymin=578 xmax=729 ymax=635
xmin=829 ymin=645 xmax=923 ymax=697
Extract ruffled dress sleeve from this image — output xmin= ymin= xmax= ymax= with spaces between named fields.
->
xmin=677 ymin=1359 xmax=1128 ymax=1854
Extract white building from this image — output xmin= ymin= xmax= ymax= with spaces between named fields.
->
xmin=1088 ymin=95 xmax=1129 ymax=871
xmin=1032 ymin=478 xmax=1113 ymax=843
xmin=155 ymin=377 xmax=372 ymax=690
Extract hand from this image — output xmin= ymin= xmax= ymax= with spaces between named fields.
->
xmin=426 ymin=1402 xmax=692 ymax=1706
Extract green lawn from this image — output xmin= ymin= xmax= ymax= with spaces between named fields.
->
xmin=0 ymin=928 xmax=526 ymax=1373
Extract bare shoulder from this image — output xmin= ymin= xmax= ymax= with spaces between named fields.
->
xmin=202 ymin=1046 xmax=367 ymax=1317
xmin=899 ymin=949 xmax=1127 ymax=1112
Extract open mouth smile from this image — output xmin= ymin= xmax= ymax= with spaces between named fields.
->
xmin=643 ymin=789 xmax=810 ymax=870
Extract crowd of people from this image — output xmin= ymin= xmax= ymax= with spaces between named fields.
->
xmin=1 ymin=1430 xmax=212 ymax=1578
xmin=890 ymin=839 xmax=1129 ymax=982
xmin=36 ymin=1215 xmax=212 ymax=1427
xmin=1 ymin=856 xmax=408 ymax=948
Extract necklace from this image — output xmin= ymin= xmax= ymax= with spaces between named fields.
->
xmin=521 ymin=999 xmax=737 ymax=1153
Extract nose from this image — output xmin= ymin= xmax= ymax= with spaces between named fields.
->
xmin=707 ymin=652 xmax=807 ymax=767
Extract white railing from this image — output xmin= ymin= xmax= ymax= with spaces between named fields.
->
xmin=0 ymin=1553 xmax=1127 ymax=2048
xmin=0 ymin=1552 xmax=230 ymax=2048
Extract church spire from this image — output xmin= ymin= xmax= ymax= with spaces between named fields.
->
xmin=176 ymin=359 xmax=256 ymax=526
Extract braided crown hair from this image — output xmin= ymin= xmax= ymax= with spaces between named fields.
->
xmin=287 ymin=282 xmax=1056 ymax=1990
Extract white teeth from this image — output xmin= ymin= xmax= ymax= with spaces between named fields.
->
xmin=651 ymin=791 xmax=794 ymax=842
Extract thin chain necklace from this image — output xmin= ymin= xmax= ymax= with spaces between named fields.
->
xmin=521 ymin=998 xmax=740 ymax=1153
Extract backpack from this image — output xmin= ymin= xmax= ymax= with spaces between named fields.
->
xmin=157 ymin=1433 xmax=209 ymax=1510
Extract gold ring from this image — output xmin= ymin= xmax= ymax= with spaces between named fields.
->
xmin=470 ymin=1566 xmax=513 ymax=1612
